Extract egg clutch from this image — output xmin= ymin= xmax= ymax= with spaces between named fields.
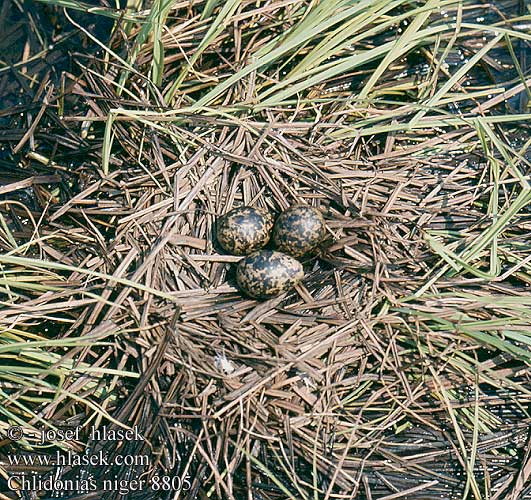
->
xmin=216 ymin=205 xmax=326 ymax=299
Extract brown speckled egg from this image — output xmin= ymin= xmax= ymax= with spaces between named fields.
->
xmin=216 ymin=206 xmax=274 ymax=255
xmin=272 ymin=205 xmax=325 ymax=257
xmin=236 ymin=250 xmax=304 ymax=299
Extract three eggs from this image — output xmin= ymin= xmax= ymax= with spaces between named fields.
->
xmin=216 ymin=205 xmax=326 ymax=298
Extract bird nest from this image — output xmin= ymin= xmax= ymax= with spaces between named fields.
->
xmin=1 ymin=0 xmax=531 ymax=499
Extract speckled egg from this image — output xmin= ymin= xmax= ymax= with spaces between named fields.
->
xmin=272 ymin=205 xmax=326 ymax=257
xmin=236 ymin=250 xmax=304 ymax=299
xmin=216 ymin=206 xmax=274 ymax=255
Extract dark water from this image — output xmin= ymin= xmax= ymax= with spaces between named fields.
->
xmin=0 ymin=0 xmax=114 ymax=128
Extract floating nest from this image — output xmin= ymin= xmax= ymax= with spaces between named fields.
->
xmin=1 ymin=0 xmax=531 ymax=499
